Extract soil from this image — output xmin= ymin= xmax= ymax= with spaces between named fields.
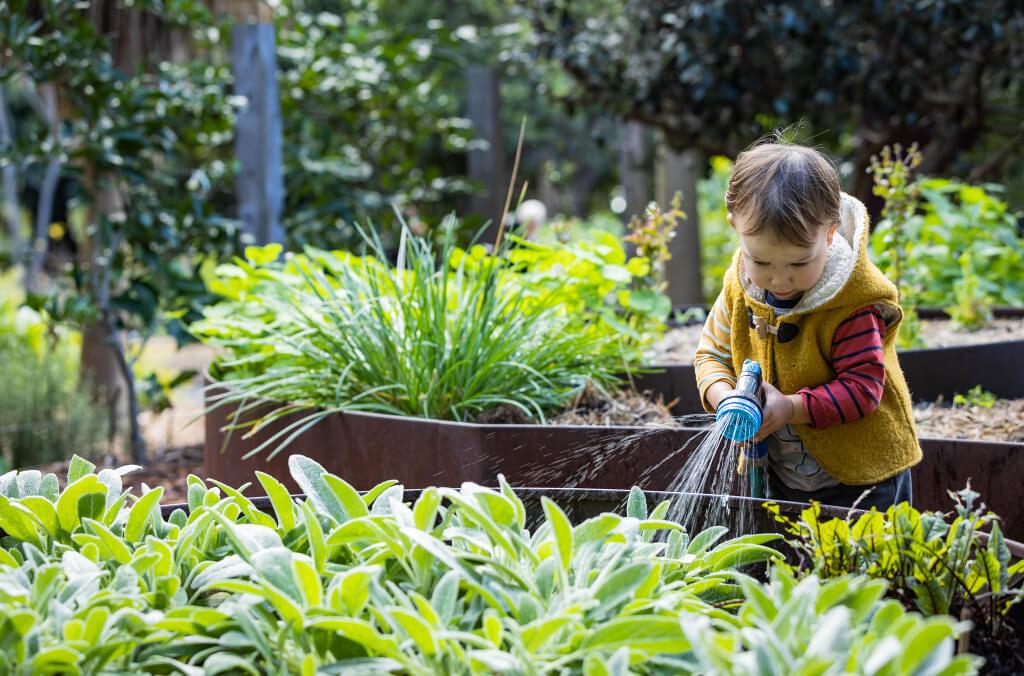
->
xmin=549 ymin=384 xmax=678 ymax=427
xmin=476 ymin=383 xmax=679 ymax=427
xmin=648 ymin=317 xmax=1024 ymax=364
xmin=31 ymin=445 xmax=202 ymax=506
xmin=970 ymin=618 xmax=1024 ymax=675
xmin=914 ymin=399 xmax=1024 ymax=443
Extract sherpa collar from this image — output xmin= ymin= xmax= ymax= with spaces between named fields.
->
xmin=738 ymin=192 xmax=865 ymax=317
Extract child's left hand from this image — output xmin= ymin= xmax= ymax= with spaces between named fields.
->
xmin=755 ymin=382 xmax=794 ymax=442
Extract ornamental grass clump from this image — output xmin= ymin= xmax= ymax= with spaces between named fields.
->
xmin=0 ymin=456 xmax=981 ymax=674
xmin=193 ymin=219 xmax=629 ymax=458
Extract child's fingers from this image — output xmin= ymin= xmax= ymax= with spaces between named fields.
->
xmin=755 ymin=407 xmax=785 ymax=442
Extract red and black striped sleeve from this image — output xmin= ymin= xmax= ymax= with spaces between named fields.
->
xmin=797 ymin=306 xmax=887 ymax=429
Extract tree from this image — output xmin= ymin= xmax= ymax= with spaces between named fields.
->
xmin=524 ymin=1 xmax=1024 ymax=205
xmin=1 ymin=0 xmax=240 ymax=462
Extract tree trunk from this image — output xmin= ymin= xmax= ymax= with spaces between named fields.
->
xmin=79 ymin=166 xmax=146 ymax=462
xmin=26 ymin=82 xmax=62 ymax=294
xmin=79 ymin=320 xmax=124 ymax=451
xmin=0 ymin=86 xmax=24 ymax=265
xmin=656 ymin=140 xmax=704 ymax=306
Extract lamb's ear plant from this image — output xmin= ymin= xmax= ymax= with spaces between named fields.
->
xmin=194 ymin=217 xmax=631 ymax=459
xmin=768 ymin=485 xmax=1024 ymax=640
xmin=684 ymin=567 xmax=982 ymax=675
xmin=0 ymin=454 xmax=982 ymax=673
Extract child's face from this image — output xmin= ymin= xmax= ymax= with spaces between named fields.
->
xmin=731 ymin=213 xmax=837 ymax=300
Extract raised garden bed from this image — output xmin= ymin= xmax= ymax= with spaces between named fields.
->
xmin=637 ymin=313 xmax=1024 ymax=413
xmin=205 ymin=395 xmax=1024 ymax=541
xmin=4 ymin=459 xmax=1011 ymax=674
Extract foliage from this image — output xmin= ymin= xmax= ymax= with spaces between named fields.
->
xmin=869 ymin=144 xmax=1024 ymax=337
xmin=530 ymin=210 xmax=624 ymax=246
xmin=769 ymin=486 xmax=1024 ymax=639
xmin=500 ymin=198 xmax=679 ymax=359
xmin=1 ymin=0 xmax=242 ymax=335
xmin=867 ymin=144 xmax=928 ymax=348
xmin=525 ymin=0 xmax=1024 ymax=188
xmin=272 ymin=1 xmax=475 ymax=248
xmin=0 ymin=274 xmax=107 ymax=469
xmin=952 ymin=386 xmax=997 ymax=410
xmin=192 ymin=225 xmax=631 ymax=455
xmin=697 ymin=155 xmax=737 ymax=303
xmin=685 ymin=566 xmax=980 ymax=675
xmin=0 ymin=454 xmax=980 ymax=673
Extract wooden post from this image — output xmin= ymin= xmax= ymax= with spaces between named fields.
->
xmin=0 ymin=86 xmax=23 ymax=265
xmin=618 ymin=120 xmax=653 ymax=224
xmin=232 ymin=19 xmax=284 ymax=245
xmin=656 ymin=138 xmax=704 ymax=305
xmin=465 ymin=66 xmax=506 ymax=238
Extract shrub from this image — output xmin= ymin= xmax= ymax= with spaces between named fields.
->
xmin=0 ymin=456 xmax=980 ymax=674
xmin=698 ymin=155 xmax=738 ymax=304
xmin=869 ymin=145 xmax=1024 ymax=334
xmin=502 ymin=199 xmax=679 ymax=360
xmin=0 ymin=279 xmax=108 ymax=470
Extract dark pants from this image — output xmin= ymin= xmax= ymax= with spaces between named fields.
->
xmin=766 ymin=467 xmax=913 ymax=511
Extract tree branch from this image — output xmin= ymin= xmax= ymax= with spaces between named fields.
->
xmin=967 ymin=127 xmax=1024 ymax=183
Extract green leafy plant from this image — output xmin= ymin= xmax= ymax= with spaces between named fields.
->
xmin=869 ymin=145 xmax=1024 ymax=341
xmin=0 ymin=278 xmax=108 ymax=469
xmin=0 ymin=454 xmax=981 ymax=674
xmin=193 ymin=222 xmax=630 ymax=457
xmin=768 ymin=487 xmax=1024 ymax=641
xmin=273 ymin=1 xmax=476 ymax=247
xmin=498 ymin=199 xmax=678 ymax=361
xmin=684 ymin=566 xmax=980 ymax=675
xmin=948 ymin=251 xmax=995 ymax=331
xmin=952 ymin=386 xmax=997 ymax=410
xmin=868 ymin=144 xmax=928 ymax=349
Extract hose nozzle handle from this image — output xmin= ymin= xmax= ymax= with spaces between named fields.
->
xmin=716 ymin=359 xmax=765 ymax=443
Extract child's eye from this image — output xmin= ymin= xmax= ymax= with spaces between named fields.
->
xmin=753 ymin=260 xmax=769 ymax=266
xmin=791 ymin=262 xmax=808 ymax=268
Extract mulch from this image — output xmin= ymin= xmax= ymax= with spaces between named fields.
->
xmin=648 ymin=317 xmax=1024 ymax=364
xmin=31 ymin=445 xmax=202 ymax=506
xmin=914 ymin=399 xmax=1024 ymax=443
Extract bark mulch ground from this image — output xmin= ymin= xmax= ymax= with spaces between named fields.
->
xmin=914 ymin=399 xmax=1024 ymax=443
xmin=32 ymin=445 xmax=202 ymax=506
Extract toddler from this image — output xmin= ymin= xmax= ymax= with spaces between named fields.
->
xmin=694 ymin=140 xmax=920 ymax=509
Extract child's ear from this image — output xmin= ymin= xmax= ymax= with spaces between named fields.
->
xmin=727 ymin=211 xmax=734 ymax=226
xmin=826 ymin=222 xmax=838 ymax=245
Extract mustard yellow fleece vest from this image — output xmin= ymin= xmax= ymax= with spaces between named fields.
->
xmin=719 ymin=196 xmax=921 ymax=485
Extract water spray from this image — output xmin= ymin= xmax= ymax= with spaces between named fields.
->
xmin=716 ymin=359 xmax=768 ymax=498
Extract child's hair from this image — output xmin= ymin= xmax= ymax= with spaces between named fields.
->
xmin=725 ymin=139 xmax=841 ymax=247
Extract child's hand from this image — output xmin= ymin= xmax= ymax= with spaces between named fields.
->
xmin=755 ymin=382 xmax=796 ymax=442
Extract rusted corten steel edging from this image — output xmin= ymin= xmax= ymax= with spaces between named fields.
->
xmin=204 ymin=398 xmax=1024 ymax=541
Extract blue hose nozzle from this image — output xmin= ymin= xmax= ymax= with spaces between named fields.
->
xmin=716 ymin=359 xmax=765 ymax=443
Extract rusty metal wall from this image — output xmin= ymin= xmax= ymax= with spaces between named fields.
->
xmin=206 ymin=400 xmax=1024 ymax=540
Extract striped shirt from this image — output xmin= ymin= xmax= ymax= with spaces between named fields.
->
xmin=798 ymin=307 xmax=887 ymax=427
xmin=694 ymin=298 xmax=887 ymax=427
